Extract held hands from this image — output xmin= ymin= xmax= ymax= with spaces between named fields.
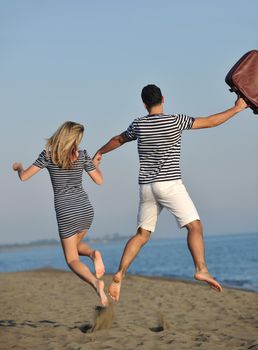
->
xmin=92 ymin=152 xmax=102 ymax=167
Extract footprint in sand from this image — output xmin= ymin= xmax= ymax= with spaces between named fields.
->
xmin=78 ymin=305 xmax=115 ymax=333
xmin=149 ymin=313 xmax=171 ymax=333
xmin=92 ymin=305 xmax=114 ymax=332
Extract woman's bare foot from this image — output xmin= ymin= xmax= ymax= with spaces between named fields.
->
xmin=108 ymin=272 xmax=122 ymax=301
xmin=194 ymin=271 xmax=223 ymax=292
xmin=92 ymin=250 xmax=105 ymax=279
xmin=95 ymin=279 xmax=109 ymax=307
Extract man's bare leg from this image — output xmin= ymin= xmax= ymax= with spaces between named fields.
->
xmin=185 ymin=220 xmax=222 ymax=292
xmin=109 ymin=227 xmax=151 ymax=301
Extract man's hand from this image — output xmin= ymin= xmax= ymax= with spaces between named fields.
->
xmin=235 ymin=97 xmax=248 ymax=112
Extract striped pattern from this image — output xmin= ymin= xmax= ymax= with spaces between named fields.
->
xmin=125 ymin=114 xmax=194 ymax=184
xmin=34 ymin=149 xmax=95 ymax=239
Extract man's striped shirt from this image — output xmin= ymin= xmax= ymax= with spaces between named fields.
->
xmin=125 ymin=113 xmax=195 ymax=184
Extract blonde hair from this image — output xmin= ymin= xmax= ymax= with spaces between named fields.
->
xmin=46 ymin=121 xmax=84 ymax=169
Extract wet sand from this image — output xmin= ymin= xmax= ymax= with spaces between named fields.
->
xmin=0 ymin=269 xmax=257 ymax=350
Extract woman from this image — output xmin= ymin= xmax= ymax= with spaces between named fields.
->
xmin=13 ymin=121 xmax=108 ymax=306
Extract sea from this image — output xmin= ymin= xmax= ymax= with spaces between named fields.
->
xmin=0 ymin=232 xmax=257 ymax=293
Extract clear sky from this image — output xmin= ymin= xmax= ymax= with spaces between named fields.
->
xmin=1 ymin=0 xmax=258 ymax=244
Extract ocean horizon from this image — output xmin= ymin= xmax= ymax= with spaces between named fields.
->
xmin=0 ymin=232 xmax=257 ymax=293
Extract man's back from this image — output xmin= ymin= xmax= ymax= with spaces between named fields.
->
xmin=125 ymin=113 xmax=195 ymax=184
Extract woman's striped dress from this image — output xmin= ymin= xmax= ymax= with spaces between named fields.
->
xmin=33 ymin=149 xmax=95 ymax=239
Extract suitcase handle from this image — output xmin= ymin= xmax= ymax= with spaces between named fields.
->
xmin=228 ymin=88 xmax=258 ymax=114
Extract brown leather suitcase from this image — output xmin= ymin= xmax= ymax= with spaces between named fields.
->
xmin=225 ymin=50 xmax=258 ymax=114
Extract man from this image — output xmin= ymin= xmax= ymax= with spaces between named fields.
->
xmin=94 ymin=84 xmax=247 ymax=301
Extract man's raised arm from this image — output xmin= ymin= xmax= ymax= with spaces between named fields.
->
xmin=192 ymin=97 xmax=248 ymax=129
xmin=94 ymin=132 xmax=131 ymax=161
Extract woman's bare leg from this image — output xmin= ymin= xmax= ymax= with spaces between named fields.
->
xmin=76 ymin=230 xmax=105 ymax=278
xmin=61 ymin=234 xmax=108 ymax=306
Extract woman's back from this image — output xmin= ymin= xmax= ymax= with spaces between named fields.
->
xmin=33 ymin=149 xmax=95 ymax=195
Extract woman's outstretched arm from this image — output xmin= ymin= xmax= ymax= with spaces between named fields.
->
xmin=12 ymin=163 xmax=41 ymax=181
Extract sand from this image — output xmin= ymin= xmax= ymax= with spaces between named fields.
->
xmin=0 ymin=269 xmax=257 ymax=350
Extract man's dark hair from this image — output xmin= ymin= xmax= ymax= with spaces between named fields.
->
xmin=141 ymin=84 xmax=162 ymax=109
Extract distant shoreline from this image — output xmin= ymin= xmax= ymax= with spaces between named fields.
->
xmin=1 ymin=231 xmax=257 ymax=251
xmin=0 ymin=235 xmax=132 ymax=252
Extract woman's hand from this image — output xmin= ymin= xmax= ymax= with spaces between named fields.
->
xmin=12 ymin=163 xmax=41 ymax=181
xmin=12 ymin=162 xmax=23 ymax=171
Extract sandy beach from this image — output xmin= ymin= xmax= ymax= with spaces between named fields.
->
xmin=0 ymin=269 xmax=257 ymax=350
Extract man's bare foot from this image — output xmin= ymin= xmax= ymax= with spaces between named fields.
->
xmin=95 ymin=279 xmax=109 ymax=307
xmin=194 ymin=271 xmax=223 ymax=292
xmin=108 ymin=272 xmax=122 ymax=301
xmin=92 ymin=250 xmax=105 ymax=279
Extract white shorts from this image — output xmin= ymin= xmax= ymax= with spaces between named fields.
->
xmin=137 ymin=180 xmax=200 ymax=232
